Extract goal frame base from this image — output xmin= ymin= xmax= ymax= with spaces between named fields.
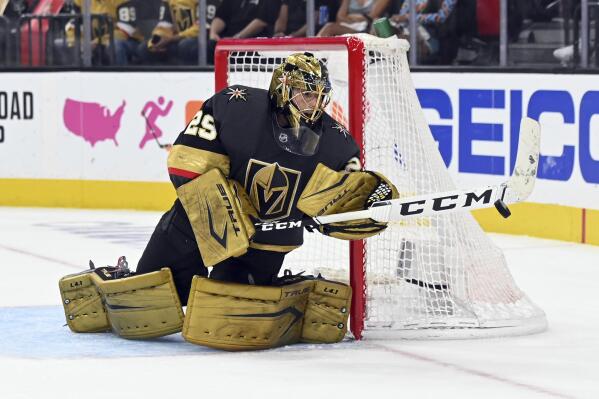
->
xmin=362 ymin=316 xmax=548 ymax=340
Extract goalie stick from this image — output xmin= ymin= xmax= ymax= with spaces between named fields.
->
xmin=256 ymin=117 xmax=541 ymax=232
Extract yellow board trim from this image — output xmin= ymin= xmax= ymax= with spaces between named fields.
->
xmin=472 ymin=202 xmax=586 ymax=244
xmin=0 ymin=178 xmax=176 ymax=210
xmin=585 ymin=208 xmax=599 ymax=246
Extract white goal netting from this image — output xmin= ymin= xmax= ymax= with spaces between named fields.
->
xmin=216 ymin=35 xmax=547 ymax=339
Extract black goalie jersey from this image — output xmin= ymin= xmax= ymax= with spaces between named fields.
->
xmin=167 ymin=85 xmax=360 ymax=252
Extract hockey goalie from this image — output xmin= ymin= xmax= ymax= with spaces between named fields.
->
xmin=58 ymin=52 xmax=399 ymax=350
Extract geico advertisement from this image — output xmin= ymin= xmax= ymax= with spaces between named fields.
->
xmin=0 ymin=72 xmax=213 ymax=182
xmin=412 ymin=73 xmax=599 ymax=209
xmin=0 ymin=71 xmax=597 ymax=209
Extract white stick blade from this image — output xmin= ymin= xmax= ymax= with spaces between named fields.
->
xmin=506 ymin=117 xmax=541 ymax=202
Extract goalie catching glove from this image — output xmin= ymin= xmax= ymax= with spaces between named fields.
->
xmin=177 ymin=168 xmax=258 ymax=266
xmin=297 ymin=163 xmax=399 ymax=240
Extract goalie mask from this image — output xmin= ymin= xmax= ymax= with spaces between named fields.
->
xmin=269 ymin=52 xmax=332 ymax=156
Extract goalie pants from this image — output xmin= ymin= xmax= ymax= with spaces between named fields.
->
xmin=137 ymin=201 xmax=287 ymax=304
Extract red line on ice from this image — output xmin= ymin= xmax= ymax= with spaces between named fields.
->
xmin=370 ymin=343 xmax=575 ymax=399
xmin=0 ymin=244 xmax=82 ymax=270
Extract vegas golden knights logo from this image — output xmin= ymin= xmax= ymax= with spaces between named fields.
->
xmin=174 ymin=8 xmax=193 ymax=31
xmin=244 ymin=159 xmax=301 ymax=222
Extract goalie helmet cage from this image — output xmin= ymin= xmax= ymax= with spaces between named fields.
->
xmin=214 ymin=35 xmax=547 ymax=340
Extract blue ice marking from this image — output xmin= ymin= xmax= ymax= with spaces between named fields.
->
xmin=0 ymin=306 xmax=210 ymax=359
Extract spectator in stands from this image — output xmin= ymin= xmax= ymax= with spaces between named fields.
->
xmin=317 ymin=0 xmax=391 ymax=37
xmin=208 ymin=0 xmax=281 ymax=62
xmin=54 ymin=0 xmax=143 ymax=66
xmin=54 ymin=0 xmax=112 ymax=65
xmin=389 ymin=0 xmax=457 ymax=63
xmin=204 ymin=0 xmax=224 ymax=34
xmin=138 ymin=0 xmax=216 ymax=65
xmin=111 ymin=0 xmax=145 ymax=65
xmin=2 ymin=0 xmax=37 ymax=21
xmin=273 ymin=0 xmax=340 ymax=37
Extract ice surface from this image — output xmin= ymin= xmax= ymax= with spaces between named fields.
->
xmin=1 ymin=207 xmax=598 ymax=399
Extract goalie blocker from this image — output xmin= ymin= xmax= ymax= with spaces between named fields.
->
xmin=176 ymin=168 xmax=257 ymax=267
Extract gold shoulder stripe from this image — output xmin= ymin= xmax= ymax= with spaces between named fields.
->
xmin=167 ymin=145 xmax=231 ymax=177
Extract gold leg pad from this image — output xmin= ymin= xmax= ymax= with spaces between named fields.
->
xmin=92 ymin=268 xmax=184 ymax=339
xmin=183 ymin=277 xmax=314 ymax=351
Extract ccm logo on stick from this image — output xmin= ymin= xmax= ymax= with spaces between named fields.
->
xmin=258 ymin=220 xmax=302 ymax=231
xmin=378 ymin=188 xmax=495 ymax=216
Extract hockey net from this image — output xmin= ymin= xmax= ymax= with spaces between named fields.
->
xmin=214 ymin=35 xmax=547 ymax=340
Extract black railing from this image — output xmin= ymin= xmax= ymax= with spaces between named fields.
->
xmin=17 ymin=13 xmax=115 ymax=67
xmin=572 ymin=1 xmax=599 ymax=67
